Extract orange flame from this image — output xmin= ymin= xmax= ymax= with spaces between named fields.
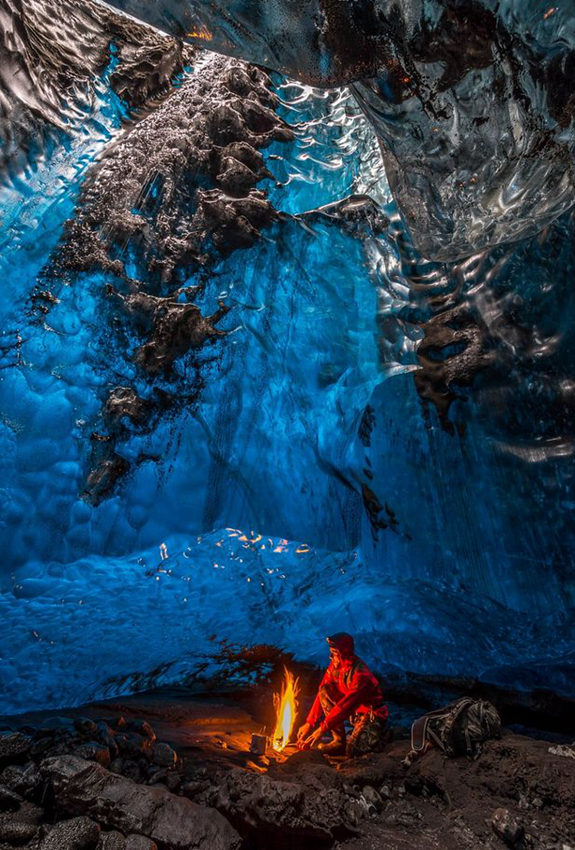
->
xmin=272 ymin=668 xmax=299 ymax=752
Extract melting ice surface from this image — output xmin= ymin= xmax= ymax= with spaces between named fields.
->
xmin=107 ymin=0 xmax=575 ymax=259
xmin=0 ymin=4 xmax=575 ymax=713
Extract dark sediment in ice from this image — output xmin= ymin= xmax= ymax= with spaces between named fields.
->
xmin=51 ymin=57 xmax=291 ymax=283
xmin=36 ymin=53 xmax=293 ymax=504
xmin=103 ymin=0 xmax=575 ymax=260
xmin=371 ymin=204 xmax=575 ymax=449
xmin=107 ymin=288 xmax=231 ymax=377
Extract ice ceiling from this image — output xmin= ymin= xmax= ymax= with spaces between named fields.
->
xmin=0 ymin=0 xmax=574 ymax=714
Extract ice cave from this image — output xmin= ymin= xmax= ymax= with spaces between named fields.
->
xmin=1 ymin=0 xmax=574 ymax=725
xmin=1 ymin=2 xmax=575 ymax=847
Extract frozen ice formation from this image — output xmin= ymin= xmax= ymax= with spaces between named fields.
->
xmin=0 ymin=0 xmax=193 ymax=181
xmin=0 ymin=0 xmax=574 ymax=713
xmin=2 ymin=528 xmax=573 ymax=714
xmin=44 ymin=51 xmax=293 ymax=502
xmin=103 ymin=0 xmax=575 ymax=259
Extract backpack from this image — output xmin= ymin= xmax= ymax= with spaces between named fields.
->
xmin=409 ymin=697 xmax=501 ymax=759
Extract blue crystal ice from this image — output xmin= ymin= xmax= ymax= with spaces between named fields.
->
xmin=0 ymin=0 xmax=573 ymax=715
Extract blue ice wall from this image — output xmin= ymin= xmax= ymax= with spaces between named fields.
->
xmin=0 ymin=55 xmax=574 ymax=714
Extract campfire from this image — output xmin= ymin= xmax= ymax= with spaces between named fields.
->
xmin=247 ymin=667 xmax=299 ymax=761
xmin=272 ymin=667 xmax=299 ymax=753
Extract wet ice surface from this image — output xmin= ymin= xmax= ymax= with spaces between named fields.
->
xmin=2 ymin=528 xmax=573 ymax=715
xmin=106 ymin=0 xmax=575 ymax=259
xmin=0 ymin=1 xmax=574 ymax=714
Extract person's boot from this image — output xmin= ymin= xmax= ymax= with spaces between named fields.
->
xmin=318 ymin=727 xmax=346 ymax=755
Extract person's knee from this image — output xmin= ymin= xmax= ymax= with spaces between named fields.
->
xmin=347 ymin=718 xmax=387 ymax=757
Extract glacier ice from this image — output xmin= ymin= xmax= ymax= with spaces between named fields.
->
xmin=0 ymin=0 xmax=574 ymax=714
xmin=103 ymin=0 xmax=575 ymax=259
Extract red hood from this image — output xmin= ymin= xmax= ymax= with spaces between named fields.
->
xmin=327 ymin=632 xmax=355 ymax=658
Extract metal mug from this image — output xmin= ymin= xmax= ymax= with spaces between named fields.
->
xmin=250 ymin=733 xmax=268 ymax=755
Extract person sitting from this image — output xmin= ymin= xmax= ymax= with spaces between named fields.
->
xmin=296 ymin=632 xmax=389 ymax=756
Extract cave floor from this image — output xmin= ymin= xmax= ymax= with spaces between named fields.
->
xmin=91 ymin=688 xmax=278 ymax=772
xmin=1 ymin=687 xmax=269 ymax=773
xmin=2 ymin=686 xmax=574 ymax=849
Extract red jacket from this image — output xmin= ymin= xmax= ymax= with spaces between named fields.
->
xmin=306 ymin=656 xmax=388 ymax=732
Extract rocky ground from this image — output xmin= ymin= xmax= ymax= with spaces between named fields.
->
xmin=0 ymin=686 xmax=573 ymax=850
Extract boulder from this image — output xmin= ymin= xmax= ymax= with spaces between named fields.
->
xmin=125 ymin=835 xmax=158 ymax=850
xmin=74 ymin=720 xmax=100 ymax=739
xmin=97 ymin=830 xmax=126 ymax=850
xmin=124 ymin=722 xmax=156 ymax=742
xmin=33 ymin=735 xmax=75 ymax=760
xmin=180 ymin=779 xmax=211 ymax=801
xmin=0 ymin=735 xmax=31 ymax=769
xmin=31 ymin=735 xmax=60 ymax=760
xmin=269 ymin=750 xmax=342 ymax=791
xmin=0 ymin=762 xmax=42 ymax=800
xmin=11 ymin=801 xmax=45 ymax=826
xmin=210 ymin=767 xmax=358 ymax=842
xmin=95 ymin=723 xmax=115 ymax=741
xmin=41 ymin=756 xmax=241 ymax=850
xmin=361 ymin=786 xmax=383 ymax=814
xmin=146 ymin=769 xmax=168 ymax=787
xmin=116 ymin=734 xmax=153 ymax=760
xmin=151 ymin=744 xmax=177 ymax=768
xmin=164 ymin=773 xmax=180 ymax=793
xmin=74 ymin=743 xmax=112 ymax=768
xmin=39 ymin=816 xmax=101 ymax=850
xmin=0 ymin=815 xmax=38 ymax=845
xmin=95 ymin=724 xmax=119 ymax=759
xmin=147 ymin=769 xmax=180 ymax=792
xmin=0 ymin=785 xmax=22 ymax=812
xmin=118 ymin=760 xmax=145 ymax=784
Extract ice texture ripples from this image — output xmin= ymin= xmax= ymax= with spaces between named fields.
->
xmin=0 ymin=1 xmax=574 ymax=713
